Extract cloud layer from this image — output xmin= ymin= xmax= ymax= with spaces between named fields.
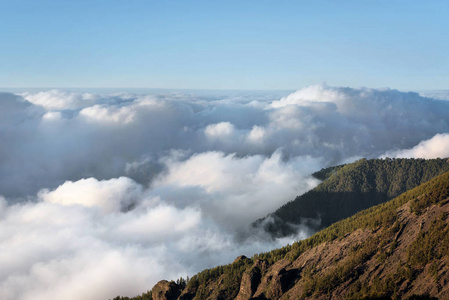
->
xmin=382 ymin=133 xmax=449 ymax=159
xmin=1 ymin=85 xmax=449 ymax=299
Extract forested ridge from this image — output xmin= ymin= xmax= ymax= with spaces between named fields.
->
xmin=258 ymin=158 xmax=449 ymax=236
xmin=112 ymin=159 xmax=449 ymax=300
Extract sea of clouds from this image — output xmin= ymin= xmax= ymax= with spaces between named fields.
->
xmin=1 ymin=84 xmax=449 ymax=299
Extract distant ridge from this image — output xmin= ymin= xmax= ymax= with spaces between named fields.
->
xmin=256 ymin=158 xmax=449 ymax=237
xmin=116 ymin=166 xmax=449 ymax=299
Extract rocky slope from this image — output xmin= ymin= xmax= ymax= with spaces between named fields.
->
xmin=118 ymin=169 xmax=449 ymax=300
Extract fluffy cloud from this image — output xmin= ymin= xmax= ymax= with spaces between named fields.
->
xmin=1 ymin=85 xmax=449 ymax=299
xmin=204 ymin=122 xmax=235 ymax=139
xmin=420 ymin=90 xmax=449 ymax=101
xmin=152 ymin=151 xmax=321 ymax=229
xmin=0 ymin=199 xmax=193 ymax=300
xmin=382 ymin=133 xmax=449 ymax=159
xmin=271 ymin=84 xmax=346 ymax=108
xmin=38 ymin=177 xmax=143 ymax=213
xmin=3 ymin=85 xmax=449 ymax=198
xmin=22 ymin=89 xmax=98 ymax=110
xmin=247 ymin=125 xmax=266 ymax=143
xmin=79 ymin=105 xmax=136 ymax=124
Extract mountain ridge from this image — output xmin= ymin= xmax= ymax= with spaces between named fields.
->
xmin=112 ymin=159 xmax=449 ymax=300
xmin=257 ymin=158 xmax=449 ymax=237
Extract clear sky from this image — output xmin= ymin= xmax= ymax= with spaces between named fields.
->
xmin=1 ymin=0 xmax=448 ymax=90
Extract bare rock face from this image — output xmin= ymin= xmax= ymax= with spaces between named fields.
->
xmin=178 ymin=286 xmax=195 ymax=300
xmin=250 ymin=259 xmax=288 ymax=299
xmin=152 ymin=280 xmax=181 ymax=300
xmin=236 ymin=260 xmax=268 ymax=300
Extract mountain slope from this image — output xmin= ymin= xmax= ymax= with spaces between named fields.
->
xmin=115 ymin=167 xmax=449 ymax=300
xmin=258 ymin=158 xmax=449 ymax=236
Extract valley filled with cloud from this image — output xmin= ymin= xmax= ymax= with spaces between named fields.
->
xmin=1 ymin=85 xmax=449 ymax=299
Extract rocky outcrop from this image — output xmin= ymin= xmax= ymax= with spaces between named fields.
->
xmin=152 ymin=280 xmax=182 ymax=300
xmin=236 ymin=260 xmax=267 ymax=300
xmin=251 ymin=260 xmax=293 ymax=299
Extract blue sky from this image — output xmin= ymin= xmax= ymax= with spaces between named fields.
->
xmin=1 ymin=0 xmax=448 ymax=90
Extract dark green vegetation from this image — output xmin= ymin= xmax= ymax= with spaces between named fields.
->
xmin=258 ymin=158 xmax=449 ymax=236
xmin=113 ymin=158 xmax=449 ymax=300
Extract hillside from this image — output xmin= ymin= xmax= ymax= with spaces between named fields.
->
xmin=114 ymin=167 xmax=449 ymax=300
xmin=257 ymin=158 xmax=449 ymax=237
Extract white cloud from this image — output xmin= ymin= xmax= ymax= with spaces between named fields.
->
xmin=247 ymin=125 xmax=266 ymax=143
xmin=271 ymin=84 xmax=346 ymax=108
xmin=38 ymin=177 xmax=143 ymax=213
xmin=22 ymin=90 xmax=98 ymax=110
xmin=114 ymin=204 xmax=202 ymax=243
xmin=79 ymin=105 xmax=136 ymax=124
xmin=204 ymin=122 xmax=235 ymax=139
xmin=419 ymin=90 xmax=449 ymax=101
xmin=153 ymin=150 xmax=321 ymax=229
xmin=382 ymin=133 xmax=449 ymax=159
xmin=0 ymin=199 xmax=174 ymax=300
xmin=41 ymin=111 xmax=63 ymax=122
xmin=5 ymin=86 xmax=449 ymax=197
